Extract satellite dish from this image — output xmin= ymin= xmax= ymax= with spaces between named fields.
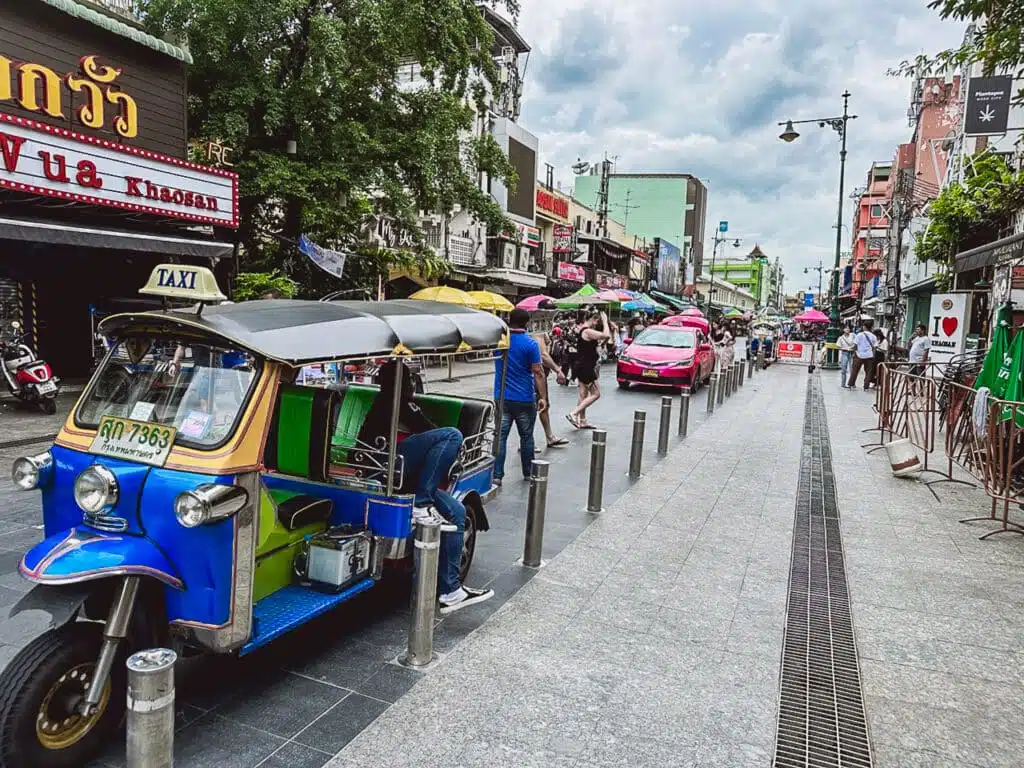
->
xmin=571 ymin=161 xmax=590 ymax=175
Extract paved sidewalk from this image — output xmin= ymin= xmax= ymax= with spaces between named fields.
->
xmin=824 ymin=371 xmax=1024 ymax=768
xmin=327 ymin=365 xmax=807 ymax=768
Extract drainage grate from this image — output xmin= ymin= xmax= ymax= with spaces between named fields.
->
xmin=773 ymin=377 xmax=873 ymax=768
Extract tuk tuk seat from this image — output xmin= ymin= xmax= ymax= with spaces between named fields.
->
xmin=264 ymin=384 xmax=334 ymax=483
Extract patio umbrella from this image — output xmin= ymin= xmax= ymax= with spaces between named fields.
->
xmin=637 ymin=293 xmax=669 ymax=311
xmin=467 ymin=290 xmax=514 ymax=312
xmin=516 ymin=294 xmax=556 ymax=311
xmin=794 ymin=308 xmax=830 ymax=323
xmin=976 ymin=313 xmax=1012 ymax=396
xmin=555 ymin=284 xmax=611 ymax=308
xmin=724 ymin=308 xmax=743 ymax=318
xmin=681 ymin=307 xmax=705 ymax=317
xmin=999 ymin=329 xmax=1024 ymax=426
xmin=622 ymin=300 xmax=653 ymax=313
xmin=409 ymin=286 xmax=482 ymax=308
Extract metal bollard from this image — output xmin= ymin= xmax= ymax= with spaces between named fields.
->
xmin=724 ymin=367 xmax=732 ymax=398
xmin=586 ymin=430 xmax=607 ymax=514
xmin=678 ymin=387 xmax=691 ymax=437
xmin=747 ymin=356 xmax=755 ymax=379
xmin=401 ymin=516 xmax=442 ymax=666
xmin=657 ymin=396 xmax=672 ymax=456
xmin=523 ymin=460 xmax=549 ymax=567
xmin=718 ymin=368 xmax=727 ymax=405
xmin=126 ymin=648 xmax=176 ymax=768
xmin=707 ymin=375 xmax=717 ymax=414
xmin=733 ymin=362 xmax=741 ymax=394
xmin=757 ymin=347 xmax=765 ymax=371
xmin=739 ymin=360 xmax=745 ymax=387
xmin=628 ymin=410 xmax=646 ymax=479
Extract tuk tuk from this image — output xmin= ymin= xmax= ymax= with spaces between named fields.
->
xmin=0 ymin=264 xmax=508 ymax=767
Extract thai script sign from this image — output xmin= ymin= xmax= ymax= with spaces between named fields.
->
xmin=0 ymin=112 xmax=237 ymax=226
xmin=557 ymin=262 xmax=585 ymax=282
xmin=536 ymin=188 xmax=569 ymax=219
xmin=552 ymin=224 xmax=574 ymax=253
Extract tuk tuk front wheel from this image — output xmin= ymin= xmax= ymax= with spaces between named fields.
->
xmin=0 ymin=623 xmax=124 ymax=768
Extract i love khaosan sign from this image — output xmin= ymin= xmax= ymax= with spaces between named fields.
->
xmin=0 ymin=112 xmax=237 ymax=228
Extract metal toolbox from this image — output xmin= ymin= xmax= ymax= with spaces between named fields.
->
xmin=300 ymin=526 xmax=374 ymax=593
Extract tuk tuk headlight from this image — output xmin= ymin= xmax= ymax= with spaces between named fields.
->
xmin=174 ymin=484 xmax=248 ymax=528
xmin=12 ymin=452 xmax=53 ymax=491
xmin=74 ymin=466 xmax=119 ymax=513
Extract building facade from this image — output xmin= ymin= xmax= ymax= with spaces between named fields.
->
xmin=0 ymin=0 xmax=238 ymax=377
xmin=707 ymin=245 xmax=783 ymax=310
xmin=573 ymin=172 xmax=707 ymax=294
xmin=694 ymin=276 xmax=757 ymax=311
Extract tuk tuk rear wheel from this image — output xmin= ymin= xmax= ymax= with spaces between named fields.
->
xmin=0 ymin=623 xmax=124 ymax=768
xmin=459 ymin=506 xmax=479 ymax=584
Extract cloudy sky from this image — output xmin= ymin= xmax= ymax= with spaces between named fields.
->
xmin=515 ymin=0 xmax=964 ymax=294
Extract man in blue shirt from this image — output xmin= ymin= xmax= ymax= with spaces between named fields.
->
xmin=493 ymin=308 xmax=548 ymax=484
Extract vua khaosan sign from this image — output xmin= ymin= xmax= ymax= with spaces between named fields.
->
xmin=0 ymin=112 xmax=238 ymax=227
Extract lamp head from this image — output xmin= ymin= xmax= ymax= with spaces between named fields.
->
xmin=779 ymin=120 xmax=799 ymax=143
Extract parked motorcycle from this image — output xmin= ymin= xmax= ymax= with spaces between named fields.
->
xmin=1 ymin=321 xmax=59 ymax=413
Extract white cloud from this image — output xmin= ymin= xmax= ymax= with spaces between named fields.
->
xmin=515 ymin=0 xmax=964 ymax=292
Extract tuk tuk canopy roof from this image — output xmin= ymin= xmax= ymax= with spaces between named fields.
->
xmin=98 ymin=299 xmax=509 ymax=365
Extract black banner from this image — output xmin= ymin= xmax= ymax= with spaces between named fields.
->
xmin=965 ymin=75 xmax=1013 ymax=136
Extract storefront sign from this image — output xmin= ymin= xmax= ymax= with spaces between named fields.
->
xmin=0 ymin=55 xmax=139 ymax=138
xmin=362 ymin=215 xmax=416 ymax=250
xmin=557 ymin=262 xmax=585 ymax=282
xmin=777 ymin=342 xmax=807 ymax=360
xmin=536 ymin=188 xmax=569 ymax=219
xmin=595 ymin=270 xmax=627 ymax=289
xmin=0 ymin=112 xmax=237 ymax=226
xmin=515 ymin=222 xmax=541 ymax=248
xmin=928 ymin=293 xmax=971 ymax=369
xmin=552 ymin=224 xmax=574 ymax=253
xmin=965 ymin=75 xmax=1013 ymax=136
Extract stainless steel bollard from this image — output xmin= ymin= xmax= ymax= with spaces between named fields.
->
xmin=723 ymin=367 xmax=732 ymax=398
xmin=757 ymin=347 xmax=765 ymax=371
xmin=739 ymin=360 xmax=745 ymax=387
xmin=717 ymin=368 xmax=726 ymax=405
xmin=126 ymin=648 xmax=176 ymax=768
xmin=707 ymin=375 xmax=717 ymax=414
xmin=586 ymin=430 xmax=607 ymax=514
xmin=628 ymin=411 xmax=646 ymax=479
xmin=657 ymin=396 xmax=672 ymax=456
xmin=747 ymin=355 xmax=755 ymax=379
xmin=678 ymin=387 xmax=691 ymax=437
xmin=401 ymin=516 xmax=442 ymax=666
xmin=733 ymin=362 xmax=741 ymax=394
xmin=523 ymin=460 xmax=550 ymax=567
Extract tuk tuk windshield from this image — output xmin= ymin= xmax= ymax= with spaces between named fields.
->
xmin=77 ymin=338 xmax=260 ymax=448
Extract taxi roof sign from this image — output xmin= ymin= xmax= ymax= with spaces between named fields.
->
xmin=140 ymin=264 xmax=227 ymax=303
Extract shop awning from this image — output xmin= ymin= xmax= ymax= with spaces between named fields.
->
xmin=955 ymin=231 xmax=1024 ymax=273
xmin=0 ymin=217 xmax=234 ymax=261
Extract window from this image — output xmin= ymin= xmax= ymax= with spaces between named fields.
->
xmin=870 ymin=204 xmax=884 ymax=218
xmin=632 ymin=329 xmax=696 ymax=348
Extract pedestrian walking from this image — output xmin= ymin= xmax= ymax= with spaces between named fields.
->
xmin=847 ymin=320 xmax=878 ymax=390
xmin=566 ymin=309 xmax=610 ymax=429
xmin=493 ymin=308 xmax=548 ymax=485
xmin=908 ymin=324 xmax=931 ymax=376
xmin=837 ymin=325 xmax=856 ymax=388
xmin=536 ymin=331 xmax=569 ymax=448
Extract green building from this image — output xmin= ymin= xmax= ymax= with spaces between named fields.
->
xmin=572 ymin=172 xmax=708 ymax=281
xmin=709 ymin=245 xmax=783 ymax=309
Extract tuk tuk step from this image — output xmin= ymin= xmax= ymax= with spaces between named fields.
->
xmin=240 ymin=579 xmax=375 ymax=656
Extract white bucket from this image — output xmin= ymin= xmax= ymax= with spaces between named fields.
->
xmin=885 ymin=438 xmax=922 ymax=477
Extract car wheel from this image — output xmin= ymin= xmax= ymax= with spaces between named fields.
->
xmin=617 ymin=380 xmax=629 ymax=390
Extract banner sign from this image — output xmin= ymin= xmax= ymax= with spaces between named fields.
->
xmin=927 ymin=293 xmax=971 ymax=370
xmin=0 ymin=111 xmax=237 ymax=227
xmin=552 ymin=224 xmax=574 ymax=253
xmin=299 ymin=234 xmax=346 ymax=279
xmin=804 ymin=293 xmax=814 ymax=308
xmin=515 ymin=222 xmax=541 ymax=248
xmin=535 ymin=188 xmax=569 ymax=219
xmin=656 ymin=239 xmax=681 ymax=294
xmin=596 ymin=270 xmax=627 ymax=289
xmin=965 ymin=76 xmax=1013 ymax=136
xmin=557 ymin=261 xmax=585 ymax=282
xmin=775 ymin=341 xmax=813 ymax=364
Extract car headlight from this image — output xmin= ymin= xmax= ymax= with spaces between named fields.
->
xmin=174 ymin=484 xmax=248 ymax=528
xmin=74 ymin=465 xmax=119 ymax=513
xmin=12 ymin=452 xmax=53 ymax=491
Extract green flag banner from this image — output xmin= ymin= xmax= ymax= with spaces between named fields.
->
xmin=999 ymin=328 xmax=1024 ymax=427
xmin=975 ymin=316 xmax=1011 ymax=396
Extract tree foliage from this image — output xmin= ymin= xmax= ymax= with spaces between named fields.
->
xmin=139 ymin=0 xmax=520 ymax=296
xmin=232 ymin=270 xmax=299 ymax=301
xmin=892 ymin=1 xmax=1024 ymax=99
xmin=915 ymin=153 xmax=1024 ymax=288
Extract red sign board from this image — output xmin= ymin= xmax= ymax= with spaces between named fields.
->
xmin=552 ymin=224 xmax=574 ymax=253
xmin=777 ymin=342 xmax=805 ymax=359
xmin=557 ymin=262 xmax=585 ymax=282
xmin=1012 ymin=265 xmax=1024 ymax=290
xmin=596 ymin=270 xmax=627 ymax=289
xmin=536 ymin=188 xmax=569 ymax=219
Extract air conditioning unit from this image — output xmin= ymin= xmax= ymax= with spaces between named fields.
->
xmin=519 ymin=246 xmax=530 ymax=269
xmin=502 ymin=46 xmax=515 ymax=65
xmin=502 ymin=242 xmax=516 ymax=269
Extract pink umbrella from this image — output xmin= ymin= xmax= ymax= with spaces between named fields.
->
xmin=794 ymin=309 xmax=829 ymax=323
xmin=594 ymin=289 xmax=622 ymax=302
xmin=516 ymin=294 xmax=555 ymax=311
xmin=681 ymin=307 xmax=705 ymax=317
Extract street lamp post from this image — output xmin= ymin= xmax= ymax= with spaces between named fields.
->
xmin=708 ymin=233 xmax=741 ymax=307
xmin=779 ymin=90 xmax=857 ymax=369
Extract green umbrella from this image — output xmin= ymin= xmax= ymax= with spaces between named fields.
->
xmin=554 ymin=283 xmax=599 ymax=308
xmin=724 ymin=307 xmax=743 ymax=318
xmin=975 ymin=311 xmax=1011 ymax=396
xmin=1000 ymin=329 xmax=1024 ymax=426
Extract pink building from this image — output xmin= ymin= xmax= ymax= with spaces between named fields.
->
xmin=849 ymin=162 xmax=892 ymax=298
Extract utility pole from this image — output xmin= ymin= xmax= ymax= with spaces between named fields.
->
xmin=596 ymin=156 xmax=612 ymax=239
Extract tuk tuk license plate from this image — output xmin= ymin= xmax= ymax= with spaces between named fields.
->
xmin=642 ymin=369 xmax=660 ymax=378
xmin=88 ymin=416 xmax=177 ymax=467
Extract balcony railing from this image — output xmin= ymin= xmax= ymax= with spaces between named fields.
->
xmin=81 ymin=0 xmax=144 ymax=24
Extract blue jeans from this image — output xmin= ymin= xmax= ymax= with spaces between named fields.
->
xmin=495 ymin=400 xmax=537 ymax=479
xmin=397 ymin=427 xmax=465 ymax=595
xmin=839 ymin=350 xmax=852 ymax=386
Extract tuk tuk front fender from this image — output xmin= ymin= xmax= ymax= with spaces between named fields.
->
xmin=19 ymin=527 xmax=184 ymax=590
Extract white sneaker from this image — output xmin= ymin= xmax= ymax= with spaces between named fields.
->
xmin=438 ymin=585 xmax=494 ymax=615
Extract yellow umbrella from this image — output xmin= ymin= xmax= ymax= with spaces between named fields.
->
xmin=467 ymin=290 xmax=515 ymax=312
xmin=409 ymin=286 xmax=482 ymax=308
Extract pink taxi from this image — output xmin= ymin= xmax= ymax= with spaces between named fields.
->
xmin=616 ymin=325 xmax=716 ymax=390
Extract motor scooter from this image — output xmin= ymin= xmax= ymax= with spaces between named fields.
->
xmin=1 ymin=320 xmax=59 ymax=413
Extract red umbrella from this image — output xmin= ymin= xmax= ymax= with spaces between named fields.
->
xmin=516 ymin=294 xmax=556 ymax=311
